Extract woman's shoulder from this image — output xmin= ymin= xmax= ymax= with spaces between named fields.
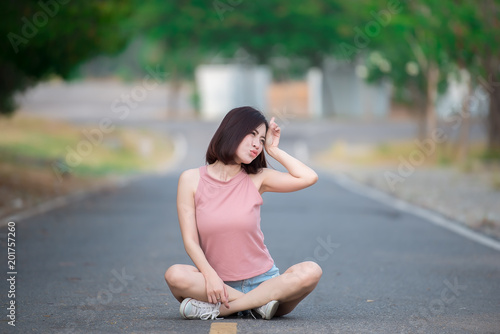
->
xmin=180 ymin=167 xmax=201 ymax=177
xmin=178 ymin=167 xmax=201 ymax=188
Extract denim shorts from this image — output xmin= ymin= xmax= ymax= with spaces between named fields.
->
xmin=225 ymin=264 xmax=280 ymax=294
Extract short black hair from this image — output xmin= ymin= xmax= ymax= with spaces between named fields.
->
xmin=206 ymin=106 xmax=268 ymax=174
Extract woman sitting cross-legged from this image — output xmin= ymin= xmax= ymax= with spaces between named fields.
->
xmin=165 ymin=106 xmax=322 ymax=320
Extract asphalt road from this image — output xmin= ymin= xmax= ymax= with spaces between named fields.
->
xmin=1 ymin=117 xmax=500 ymax=334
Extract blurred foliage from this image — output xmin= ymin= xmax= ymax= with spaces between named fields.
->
xmin=1 ymin=0 xmax=499 ymax=149
xmin=2 ymin=1 xmax=498 ymax=95
xmin=129 ymin=0 xmax=348 ymax=79
xmin=0 ymin=0 xmax=134 ymax=114
xmin=356 ymin=0 xmax=499 ymax=100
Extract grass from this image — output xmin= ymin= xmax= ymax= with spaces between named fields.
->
xmin=0 ymin=115 xmax=173 ymax=177
xmin=0 ymin=114 xmax=174 ymax=218
xmin=315 ymin=139 xmax=499 ymax=170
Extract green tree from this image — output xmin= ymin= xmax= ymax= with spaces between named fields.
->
xmin=133 ymin=0 xmax=351 ymax=69
xmin=339 ymin=0 xmax=500 ymax=153
xmin=132 ymin=0 xmax=349 ymax=115
xmin=0 ymin=0 xmax=133 ymax=115
xmin=456 ymin=0 xmax=500 ymax=152
xmin=342 ymin=0 xmax=456 ymax=141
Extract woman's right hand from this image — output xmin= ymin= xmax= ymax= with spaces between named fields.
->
xmin=205 ymin=271 xmax=230 ymax=309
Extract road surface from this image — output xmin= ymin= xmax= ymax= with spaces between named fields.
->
xmin=1 ymin=118 xmax=499 ymax=334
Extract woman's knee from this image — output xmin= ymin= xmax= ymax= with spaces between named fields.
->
xmin=299 ymin=261 xmax=322 ymax=288
xmin=165 ymin=264 xmax=190 ymax=289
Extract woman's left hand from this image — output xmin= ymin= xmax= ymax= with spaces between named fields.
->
xmin=265 ymin=117 xmax=281 ymax=153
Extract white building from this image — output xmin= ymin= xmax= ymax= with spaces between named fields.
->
xmin=321 ymin=58 xmax=392 ymax=118
xmin=195 ymin=64 xmax=271 ymax=119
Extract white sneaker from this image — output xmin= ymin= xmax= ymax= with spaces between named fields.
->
xmin=179 ymin=298 xmax=222 ymax=320
xmin=252 ymin=300 xmax=279 ymax=320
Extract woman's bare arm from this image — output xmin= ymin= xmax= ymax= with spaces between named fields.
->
xmin=260 ymin=118 xmax=318 ymax=193
xmin=176 ymin=169 xmax=229 ymax=307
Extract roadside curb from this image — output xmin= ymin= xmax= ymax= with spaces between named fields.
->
xmin=322 ymin=169 xmax=500 ymax=252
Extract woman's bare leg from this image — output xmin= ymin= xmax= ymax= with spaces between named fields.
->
xmin=219 ymin=261 xmax=322 ymax=316
xmin=165 ymin=261 xmax=322 ymax=317
xmin=165 ymin=264 xmax=244 ymax=303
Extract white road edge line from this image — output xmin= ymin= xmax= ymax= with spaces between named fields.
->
xmin=325 ymin=171 xmax=500 ymax=252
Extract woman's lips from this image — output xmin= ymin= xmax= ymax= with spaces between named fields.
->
xmin=250 ymin=149 xmax=258 ymax=156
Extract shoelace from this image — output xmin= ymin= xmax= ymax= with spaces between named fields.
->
xmin=191 ymin=300 xmax=221 ymax=320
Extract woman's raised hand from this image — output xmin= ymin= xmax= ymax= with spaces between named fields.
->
xmin=265 ymin=117 xmax=281 ymax=153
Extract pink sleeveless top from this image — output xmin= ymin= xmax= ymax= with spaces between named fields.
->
xmin=195 ymin=165 xmax=274 ymax=281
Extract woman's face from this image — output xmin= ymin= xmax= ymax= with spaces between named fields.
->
xmin=234 ymin=123 xmax=267 ymax=164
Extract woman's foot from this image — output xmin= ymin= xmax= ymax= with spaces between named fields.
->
xmin=252 ymin=300 xmax=279 ymax=320
xmin=179 ymin=298 xmax=221 ymax=320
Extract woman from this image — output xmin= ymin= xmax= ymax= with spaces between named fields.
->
xmin=165 ymin=106 xmax=322 ymax=320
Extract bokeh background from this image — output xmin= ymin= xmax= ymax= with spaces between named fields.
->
xmin=1 ymin=0 xmax=499 ymax=237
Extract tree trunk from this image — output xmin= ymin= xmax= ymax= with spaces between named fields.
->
xmin=424 ymin=62 xmax=440 ymax=164
xmin=483 ymin=56 xmax=500 ymax=152
xmin=167 ymin=68 xmax=181 ymax=119
xmin=426 ymin=62 xmax=439 ymax=140
xmin=408 ymin=83 xmax=426 ymax=141
xmin=456 ymin=73 xmax=472 ymax=164
xmin=481 ymin=0 xmax=500 ymax=152
xmin=487 ymin=80 xmax=500 ymax=152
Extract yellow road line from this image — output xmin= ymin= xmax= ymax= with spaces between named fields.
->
xmin=209 ymin=322 xmax=237 ymax=334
